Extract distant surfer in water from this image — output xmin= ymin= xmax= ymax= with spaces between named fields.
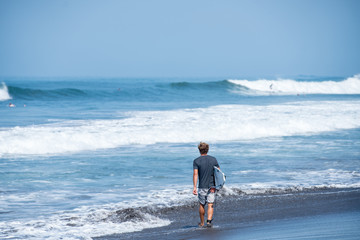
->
xmin=9 ymin=103 xmax=15 ymax=107
xmin=193 ymin=142 xmax=220 ymax=228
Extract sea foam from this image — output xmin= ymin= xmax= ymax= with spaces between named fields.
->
xmin=0 ymin=82 xmax=12 ymax=101
xmin=0 ymin=188 xmax=192 ymax=240
xmin=0 ymin=208 xmax=170 ymax=240
xmin=228 ymin=75 xmax=360 ymax=95
xmin=0 ymin=100 xmax=360 ymax=156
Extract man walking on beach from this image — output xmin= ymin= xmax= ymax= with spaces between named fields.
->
xmin=193 ymin=142 xmax=220 ymax=227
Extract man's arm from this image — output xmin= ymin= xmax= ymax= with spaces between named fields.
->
xmin=193 ymin=169 xmax=198 ymax=195
xmin=215 ymin=158 xmax=220 ymax=169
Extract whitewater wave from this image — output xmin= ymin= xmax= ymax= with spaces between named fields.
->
xmin=0 ymin=100 xmax=360 ymax=156
xmin=0 ymin=82 xmax=12 ymax=101
xmin=228 ymin=74 xmax=360 ymax=95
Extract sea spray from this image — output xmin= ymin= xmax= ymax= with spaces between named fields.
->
xmin=0 ymin=82 xmax=12 ymax=101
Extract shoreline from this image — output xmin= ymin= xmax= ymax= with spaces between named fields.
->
xmin=95 ymin=188 xmax=360 ymax=240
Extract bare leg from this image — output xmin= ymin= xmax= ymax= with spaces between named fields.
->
xmin=199 ymin=204 xmax=205 ymax=226
xmin=207 ymin=203 xmax=214 ymax=221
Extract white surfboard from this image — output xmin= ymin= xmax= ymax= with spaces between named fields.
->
xmin=214 ymin=166 xmax=226 ymax=190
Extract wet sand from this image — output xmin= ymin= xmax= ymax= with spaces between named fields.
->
xmin=95 ymin=188 xmax=360 ymax=240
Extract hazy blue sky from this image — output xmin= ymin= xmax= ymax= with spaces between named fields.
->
xmin=0 ymin=0 xmax=359 ymax=78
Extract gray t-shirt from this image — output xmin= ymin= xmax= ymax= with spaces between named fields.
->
xmin=193 ymin=155 xmax=219 ymax=189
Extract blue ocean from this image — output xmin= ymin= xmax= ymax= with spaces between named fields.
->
xmin=1 ymin=75 xmax=360 ymax=239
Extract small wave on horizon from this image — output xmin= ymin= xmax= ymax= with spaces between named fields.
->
xmin=170 ymin=80 xmax=231 ymax=89
xmin=0 ymin=82 xmax=12 ymax=101
xmin=228 ymin=74 xmax=360 ymax=95
xmin=7 ymin=86 xmax=89 ymax=100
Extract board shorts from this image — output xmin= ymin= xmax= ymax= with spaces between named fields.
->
xmin=198 ymin=188 xmax=216 ymax=205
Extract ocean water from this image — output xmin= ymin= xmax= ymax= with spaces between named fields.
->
xmin=0 ymin=75 xmax=360 ymax=239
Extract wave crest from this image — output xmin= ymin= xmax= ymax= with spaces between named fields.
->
xmin=8 ymin=86 xmax=88 ymax=100
xmin=228 ymin=75 xmax=360 ymax=95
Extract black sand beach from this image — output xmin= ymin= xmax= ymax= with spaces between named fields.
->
xmin=95 ymin=188 xmax=360 ymax=240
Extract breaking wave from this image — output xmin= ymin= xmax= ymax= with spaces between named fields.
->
xmin=228 ymin=74 xmax=360 ymax=95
